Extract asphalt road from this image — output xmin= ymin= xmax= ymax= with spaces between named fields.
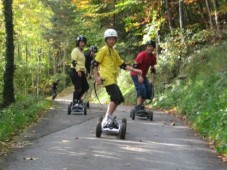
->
xmin=0 ymin=94 xmax=226 ymax=170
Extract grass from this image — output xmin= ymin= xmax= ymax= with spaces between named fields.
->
xmin=153 ymin=40 xmax=227 ymax=156
xmin=0 ymin=95 xmax=52 ymax=155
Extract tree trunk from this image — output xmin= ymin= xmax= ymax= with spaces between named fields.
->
xmin=2 ymin=0 xmax=15 ymax=107
xmin=205 ymin=0 xmax=214 ymax=29
xmin=179 ymin=0 xmax=184 ymax=29
xmin=196 ymin=1 xmax=209 ymax=28
xmin=212 ymin=0 xmax=221 ymax=37
xmin=165 ymin=0 xmax=173 ymax=33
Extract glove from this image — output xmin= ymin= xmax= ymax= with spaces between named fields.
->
xmin=72 ymin=60 xmax=77 ymax=67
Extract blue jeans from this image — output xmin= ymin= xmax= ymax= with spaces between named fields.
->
xmin=131 ymin=75 xmax=152 ymax=99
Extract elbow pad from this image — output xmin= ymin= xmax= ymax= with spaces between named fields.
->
xmin=120 ymin=63 xmax=127 ymax=70
xmin=133 ymin=63 xmax=139 ymax=68
xmin=150 ymin=68 xmax=156 ymax=74
xmin=91 ymin=60 xmax=99 ymax=69
xmin=72 ymin=60 xmax=77 ymax=67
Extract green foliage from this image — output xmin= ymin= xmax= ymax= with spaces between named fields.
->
xmin=0 ymin=95 xmax=51 ymax=141
xmin=118 ymin=71 xmax=136 ymax=104
xmin=153 ymin=41 xmax=227 ymax=154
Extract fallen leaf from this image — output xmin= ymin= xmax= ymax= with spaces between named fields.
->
xmin=62 ymin=140 xmax=70 ymax=143
xmin=171 ymin=122 xmax=176 ymax=126
xmin=23 ymin=157 xmax=39 ymax=160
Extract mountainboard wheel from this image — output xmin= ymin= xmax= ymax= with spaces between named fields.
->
xmin=98 ymin=116 xmax=103 ymax=122
xmin=148 ymin=111 xmax=153 ymax=121
xmin=86 ymin=101 xmax=90 ymax=108
xmin=122 ymin=118 xmax=127 ymax=124
xmin=119 ymin=122 xmax=126 ymax=140
xmin=122 ymin=118 xmax=127 ymax=132
xmin=96 ymin=121 xmax=102 ymax=138
xmin=84 ymin=106 xmax=87 ymax=115
xmin=130 ymin=108 xmax=136 ymax=120
xmin=68 ymin=102 xmax=72 ymax=115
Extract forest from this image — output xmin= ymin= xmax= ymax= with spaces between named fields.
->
xmin=0 ymin=0 xmax=227 ymax=158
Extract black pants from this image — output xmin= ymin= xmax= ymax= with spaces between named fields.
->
xmin=69 ymin=68 xmax=89 ymax=101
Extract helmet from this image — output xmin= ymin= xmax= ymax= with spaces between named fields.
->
xmin=145 ymin=40 xmax=156 ymax=48
xmin=90 ymin=46 xmax=98 ymax=53
xmin=76 ymin=35 xmax=87 ymax=46
xmin=104 ymin=29 xmax=118 ymax=39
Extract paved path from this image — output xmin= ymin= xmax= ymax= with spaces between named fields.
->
xmin=0 ymin=94 xmax=226 ymax=170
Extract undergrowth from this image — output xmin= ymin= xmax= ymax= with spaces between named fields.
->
xmin=0 ymin=95 xmax=51 ymax=143
xmin=153 ymin=41 xmax=227 ymax=155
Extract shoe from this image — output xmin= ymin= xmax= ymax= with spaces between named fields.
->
xmin=102 ymin=115 xmax=114 ymax=129
xmin=135 ymin=105 xmax=141 ymax=112
xmin=135 ymin=104 xmax=145 ymax=111
xmin=72 ymin=100 xmax=77 ymax=106
xmin=112 ymin=116 xmax=119 ymax=129
xmin=72 ymin=100 xmax=83 ymax=110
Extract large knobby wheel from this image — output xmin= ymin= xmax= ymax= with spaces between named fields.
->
xmin=148 ymin=111 xmax=153 ymax=121
xmin=130 ymin=108 xmax=136 ymax=120
xmin=96 ymin=121 xmax=102 ymax=138
xmin=67 ymin=102 xmax=72 ymax=115
xmin=122 ymin=118 xmax=127 ymax=133
xmin=86 ymin=101 xmax=90 ymax=109
xmin=119 ymin=122 xmax=126 ymax=140
xmin=84 ymin=106 xmax=87 ymax=115
xmin=96 ymin=117 xmax=103 ymax=138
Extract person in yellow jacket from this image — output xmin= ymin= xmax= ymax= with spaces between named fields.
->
xmin=92 ymin=29 xmax=142 ymax=128
xmin=70 ymin=35 xmax=89 ymax=105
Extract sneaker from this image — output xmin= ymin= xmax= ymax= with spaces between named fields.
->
xmin=141 ymin=105 xmax=145 ymax=110
xmin=112 ymin=116 xmax=119 ymax=129
xmin=72 ymin=100 xmax=83 ymax=109
xmin=102 ymin=115 xmax=114 ymax=129
xmin=135 ymin=105 xmax=142 ymax=111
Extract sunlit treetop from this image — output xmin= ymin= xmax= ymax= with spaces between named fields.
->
xmin=71 ymin=0 xmax=89 ymax=7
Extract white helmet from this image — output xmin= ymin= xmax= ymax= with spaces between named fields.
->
xmin=104 ymin=29 xmax=118 ymax=39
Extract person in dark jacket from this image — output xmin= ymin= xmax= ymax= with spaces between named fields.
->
xmin=52 ymin=79 xmax=59 ymax=100
xmin=84 ymin=46 xmax=98 ymax=78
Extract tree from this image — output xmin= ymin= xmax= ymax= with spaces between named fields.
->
xmin=205 ymin=0 xmax=214 ymax=29
xmin=212 ymin=0 xmax=221 ymax=37
xmin=165 ymin=0 xmax=173 ymax=33
xmin=2 ymin=0 xmax=15 ymax=107
xmin=179 ymin=0 xmax=184 ymax=29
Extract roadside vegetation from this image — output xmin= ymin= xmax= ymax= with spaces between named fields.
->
xmin=154 ymin=40 xmax=227 ymax=156
xmin=0 ymin=0 xmax=227 ymax=159
xmin=0 ymin=96 xmax=51 ymax=154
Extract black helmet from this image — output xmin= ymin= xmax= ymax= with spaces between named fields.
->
xmin=90 ymin=46 xmax=98 ymax=53
xmin=145 ymin=40 xmax=156 ymax=48
xmin=76 ymin=35 xmax=87 ymax=46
